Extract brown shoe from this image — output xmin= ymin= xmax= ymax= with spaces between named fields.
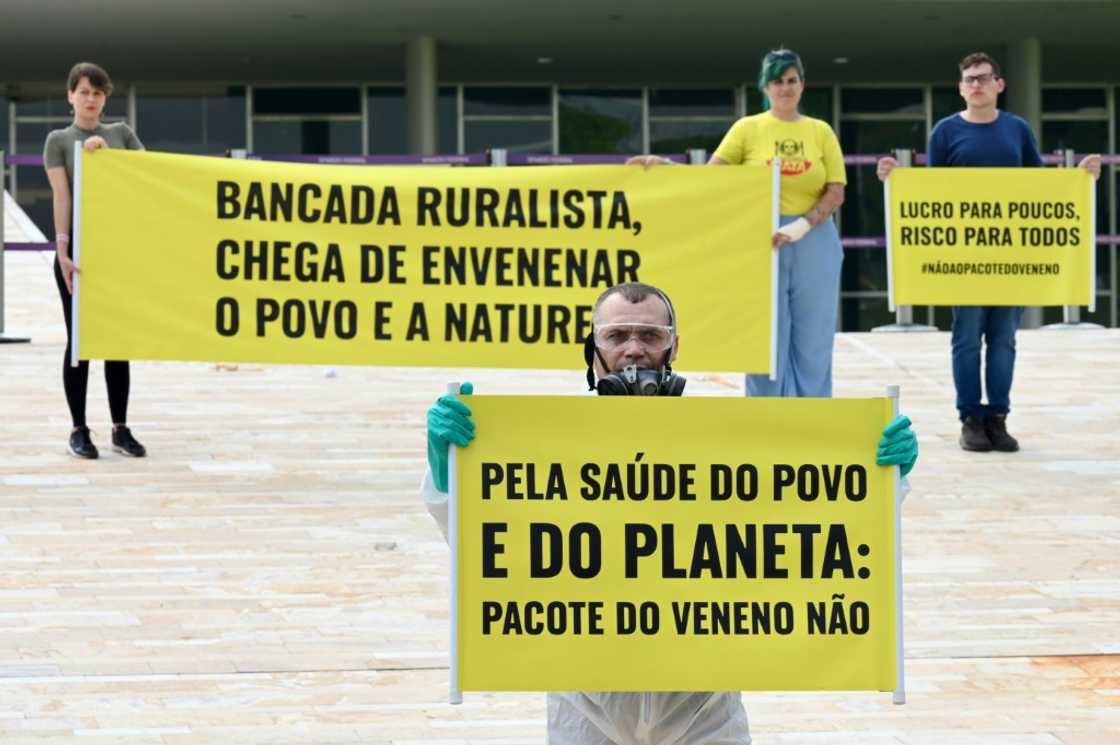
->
xmin=985 ymin=414 xmax=1020 ymax=452
xmin=960 ymin=416 xmax=993 ymax=452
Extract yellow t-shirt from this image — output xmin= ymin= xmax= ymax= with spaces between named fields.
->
xmin=712 ymin=112 xmax=847 ymax=215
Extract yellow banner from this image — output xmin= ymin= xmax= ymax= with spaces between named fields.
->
xmin=75 ymin=149 xmax=775 ymax=372
xmin=454 ymin=396 xmax=900 ymax=693
xmin=886 ymin=167 xmax=1095 ymax=307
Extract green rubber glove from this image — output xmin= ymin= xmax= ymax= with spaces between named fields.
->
xmin=877 ymin=414 xmax=918 ymax=478
xmin=427 ymin=382 xmax=475 ymax=492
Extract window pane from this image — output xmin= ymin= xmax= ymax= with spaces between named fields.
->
xmin=439 ymin=86 xmax=457 ymax=154
xmin=841 ymin=249 xmax=888 ymax=295
xmin=649 ymin=89 xmax=734 ymax=117
xmin=841 ymin=296 xmax=893 ymax=332
xmin=1042 ymin=88 xmax=1107 ymax=116
xmin=464 ymin=120 xmax=551 ymax=154
xmin=1041 ymin=298 xmax=1111 ymax=326
xmin=558 ymin=90 xmax=641 ymax=154
xmin=368 ymin=87 xmax=407 ymax=155
xmin=12 ymin=166 xmax=52 ymax=236
xmin=253 ymin=120 xmax=361 ymax=155
xmin=649 ymin=120 xmax=732 ymax=154
xmin=207 ymin=90 xmax=248 ymax=153
xmin=841 ymin=88 xmax=923 ymax=115
xmin=367 ymin=87 xmax=458 ymax=155
xmin=800 ymin=87 xmax=833 ymax=124
xmin=746 ymin=88 xmax=764 ymax=114
xmin=1042 ymin=120 xmax=1109 ymax=232
xmin=839 ymin=120 xmax=926 ymax=236
xmin=0 ymin=97 xmax=8 ymax=156
xmin=16 ymin=122 xmax=51 ymax=155
xmin=931 ymin=86 xmax=960 ymax=124
xmin=136 ymin=89 xmax=246 ymax=155
xmin=1096 ymin=244 xmax=1112 ymax=295
xmin=464 ymin=87 xmax=549 ymax=117
xmin=254 ymin=87 xmax=360 ymax=115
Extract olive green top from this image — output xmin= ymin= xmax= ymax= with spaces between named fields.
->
xmin=43 ymin=122 xmax=144 ymax=191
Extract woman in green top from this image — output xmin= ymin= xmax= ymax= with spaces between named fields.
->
xmin=44 ymin=62 xmax=146 ymax=459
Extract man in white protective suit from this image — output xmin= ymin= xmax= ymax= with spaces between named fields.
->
xmin=421 ymin=281 xmax=919 ymax=745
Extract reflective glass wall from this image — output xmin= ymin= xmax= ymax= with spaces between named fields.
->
xmin=837 ymin=86 xmax=928 ymax=331
xmin=136 ymin=85 xmax=246 ymax=155
xmin=5 ymin=80 xmax=1117 ymax=329
xmin=1039 ymin=86 xmax=1113 ymax=326
xmin=8 ymin=86 xmax=129 ymax=234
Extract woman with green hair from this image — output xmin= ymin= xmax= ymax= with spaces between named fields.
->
xmin=721 ymin=48 xmax=846 ymax=397
xmin=631 ymin=48 xmax=847 ymax=398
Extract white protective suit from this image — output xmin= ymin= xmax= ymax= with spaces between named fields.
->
xmin=421 ymin=468 xmax=753 ymax=745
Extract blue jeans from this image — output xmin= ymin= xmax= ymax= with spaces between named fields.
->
xmin=746 ymin=216 xmax=843 ymax=398
xmin=951 ymin=306 xmax=1024 ymax=420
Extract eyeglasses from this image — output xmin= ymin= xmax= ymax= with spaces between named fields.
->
xmin=593 ymin=323 xmax=675 ymax=351
xmin=961 ymin=73 xmax=998 ymax=86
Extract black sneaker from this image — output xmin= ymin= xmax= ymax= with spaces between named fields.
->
xmin=69 ymin=426 xmax=99 ymax=459
xmin=959 ymin=416 xmax=993 ymax=452
xmin=985 ymin=414 xmax=1020 ymax=452
xmin=111 ymin=426 xmax=147 ymax=458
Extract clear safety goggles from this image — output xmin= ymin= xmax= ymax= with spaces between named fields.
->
xmin=593 ymin=323 xmax=675 ymax=351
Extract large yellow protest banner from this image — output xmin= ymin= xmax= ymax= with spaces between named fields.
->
xmin=453 ymin=396 xmax=901 ymax=695
xmin=886 ymin=168 xmax=1095 ymax=307
xmin=74 ymin=149 xmax=776 ymax=372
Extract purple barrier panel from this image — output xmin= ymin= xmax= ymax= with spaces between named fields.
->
xmin=247 ymin=153 xmax=486 ymax=165
xmin=841 ymin=237 xmax=886 ymax=249
xmin=844 ymin=155 xmax=889 ymax=166
xmin=838 ymin=236 xmax=1120 ymax=248
xmin=3 ymin=242 xmax=54 ymax=252
xmin=4 ymin=154 xmax=44 ymax=167
xmin=1044 ymin=153 xmax=1117 ymax=165
xmin=505 ymin=154 xmax=689 ymax=165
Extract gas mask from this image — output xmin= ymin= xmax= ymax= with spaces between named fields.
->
xmin=583 ymin=333 xmax=687 ymax=397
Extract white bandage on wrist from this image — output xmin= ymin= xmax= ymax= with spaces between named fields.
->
xmin=776 ymin=217 xmax=812 ymax=243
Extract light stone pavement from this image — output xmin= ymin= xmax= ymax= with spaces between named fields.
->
xmin=1 ymin=249 xmax=1117 ymax=744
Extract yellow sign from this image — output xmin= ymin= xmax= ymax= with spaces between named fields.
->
xmin=453 ymin=396 xmax=901 ymax=694
xmin=886 ymin=167 xmax=1095 ymax=307
xmin=73 ymin=149 xmax=776 ymax=372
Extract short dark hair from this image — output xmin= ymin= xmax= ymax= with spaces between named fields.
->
xmin=959 ymin=52 xmax=1001 ymax=79
xmin=67 ymin=62 xmax=113 ymax=95
xmin=592 ymin=282 xmax=676 ymax=330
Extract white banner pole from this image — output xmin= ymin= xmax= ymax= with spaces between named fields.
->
xmin=70 ymin=142 xmax=83 ymax=367
xmin=447 ymin=380 xmax=463 ymax=705
xmin=887 ymin=383 xmax=906 ymax=705
xmin=769 ymin=159 xmax=780 ymax=381
xmin=884 ymin=175 xmax=895 ymax=313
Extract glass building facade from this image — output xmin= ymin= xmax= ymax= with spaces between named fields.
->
xmin=6 ymin=82 xmax=1118 ymax=329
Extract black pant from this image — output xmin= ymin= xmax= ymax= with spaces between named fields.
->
xmin=54 ymin=257 xmax=130 ymax=428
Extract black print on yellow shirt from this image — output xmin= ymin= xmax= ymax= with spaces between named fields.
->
xmin=766 ymin=139 xmax=812 ymax=176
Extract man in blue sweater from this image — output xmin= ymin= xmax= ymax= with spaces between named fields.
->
xmin=878 ymin=52 xmax=1101 ymax=452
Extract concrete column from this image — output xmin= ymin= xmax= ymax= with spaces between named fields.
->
xmin=406 ymin=36 xmax=438 ymax=155
xmin=1005 ymin=37 xmax=1043 ymax=328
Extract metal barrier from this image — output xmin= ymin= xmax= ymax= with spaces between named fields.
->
xmin=0 ymin=150 xmax=31 ymax=343
xmin=872 ymin=149 xmax=937 ymax=333
xmin=1041 ymin=148 xmax=1105 ymax=330
xmin=237 ymin=152 xmax=488 ymax=166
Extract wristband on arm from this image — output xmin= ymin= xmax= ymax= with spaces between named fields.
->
xmin=776 ymin=217 xmax=812 ymax=243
